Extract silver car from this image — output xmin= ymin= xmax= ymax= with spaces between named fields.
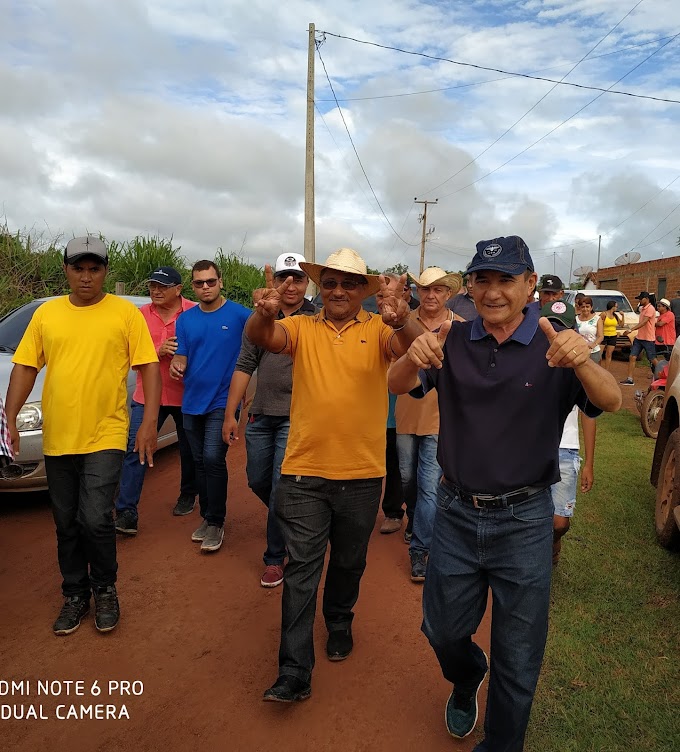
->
xmin=0 ymin=295 xmax=178 ymax=492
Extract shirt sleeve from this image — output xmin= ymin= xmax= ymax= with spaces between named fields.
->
xmin=234 ymin=329 xmax=261 ymax=375
xmin=276 ymin=315 xmax=302 ymax=356
xmin=12 ymin=308 xmax=45 ymax=371
xmin=128 ymin=307 xmax=159 ymax=367
xmin=408 ymin=367 xmax=438 ymax=399
xmin=175 ymin=314 xmax=188 ymax=357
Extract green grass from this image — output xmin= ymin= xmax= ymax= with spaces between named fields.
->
xmin=526 ymin=410 xmax=680 ymax=752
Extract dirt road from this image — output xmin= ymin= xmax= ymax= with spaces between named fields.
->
xmin=0 ymin=358 xmax=645 ymax=751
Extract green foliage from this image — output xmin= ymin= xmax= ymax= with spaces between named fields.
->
xmin=385 ymin=262 xmax=409 ymax=275
xmin=0 ymin=228 xmax=263 ymax=316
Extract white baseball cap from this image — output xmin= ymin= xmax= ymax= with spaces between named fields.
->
xmin=274 ymin=252 xmax=306 ymax=277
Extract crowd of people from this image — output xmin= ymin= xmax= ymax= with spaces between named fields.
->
xmin=3 ymin=234 xmax=627 ymax=752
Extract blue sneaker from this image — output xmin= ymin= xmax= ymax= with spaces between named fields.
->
xmin=445 ymin=653 xmax=488 ymax=739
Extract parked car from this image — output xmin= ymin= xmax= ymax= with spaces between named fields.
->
xmin=650 ymin=338 xmax=680 ymax=549
xmin=562 ymin=289 xmax=638 ymax=352
xmin=0 ymin=296 xmax=178 ymax=492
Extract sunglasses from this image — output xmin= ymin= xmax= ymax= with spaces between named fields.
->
xmin=321 ymin=279 xmax=365 ymax=291
xmin=192 ymin=278 xmax=219 ymax=288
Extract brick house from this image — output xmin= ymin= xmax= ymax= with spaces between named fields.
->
xmin=589 ymin=256 xmax=680 ymax=303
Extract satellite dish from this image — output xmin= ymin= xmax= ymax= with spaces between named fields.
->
xmin=573 ymin=265 xmax=593 ymax=277
xmin=614 ymin=251 xmax=642 ymax=265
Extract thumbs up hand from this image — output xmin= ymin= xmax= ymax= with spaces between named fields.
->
xmin=407 ymin=319 xmax=452 ymax=369
xmin=539 ymin=317 xmax=590 ymax=368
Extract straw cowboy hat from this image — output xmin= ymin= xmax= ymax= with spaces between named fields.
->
xmin=409 ymin=267 xmax=462 ymax=294
xmin=300 ymin=248 xmax=382 ymax=297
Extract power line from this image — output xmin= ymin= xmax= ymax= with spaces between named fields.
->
xmin=418 ymin=0 xmax=647 ymax=197
xmin=435 ymin=33 xmax=678 ymax=200
xmin=316 ymin=32 xmax=674 ymax=104
xmin=630 ymin=198 xmax=680 ymax=250
xmin=315 ymin=42 xmax=419 ymax=247
xmin=319 ymin=30 xmax=680 ymax=106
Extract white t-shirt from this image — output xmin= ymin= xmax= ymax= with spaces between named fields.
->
xmin=559 ymin=406 xmax=580 ymax=450
xmin=577 ymin=314 xmax=601 ymax=353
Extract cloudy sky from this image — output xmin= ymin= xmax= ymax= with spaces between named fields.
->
xmin=3 ymin=0 xmax=680 ymax=282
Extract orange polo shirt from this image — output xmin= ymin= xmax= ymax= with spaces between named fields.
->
xmin=276 ymin=308 xmax=394 ymax=479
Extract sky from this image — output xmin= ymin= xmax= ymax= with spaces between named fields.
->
xmin=2 ymin=0 xmax=680 ymax=283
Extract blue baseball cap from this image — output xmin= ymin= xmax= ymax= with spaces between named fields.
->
xmin=466 ymin=236 xmax=534 ymax=275
xmin=147 ymin=266 xmax=182 ymax=286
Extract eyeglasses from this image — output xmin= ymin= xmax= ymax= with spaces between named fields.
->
xmin=192 ymin=278 xmax=219 ymax=288
xmin=321 ymin=279 xmax=365 ymax=291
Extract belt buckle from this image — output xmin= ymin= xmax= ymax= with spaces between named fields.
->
xmin=472 ymin=493 xmax=495 ymax=509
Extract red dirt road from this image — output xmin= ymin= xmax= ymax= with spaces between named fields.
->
xmin=0 ymin=437 xmax=489 ymax=752
xmin=0 ymin=359 xmax=643 ymax=751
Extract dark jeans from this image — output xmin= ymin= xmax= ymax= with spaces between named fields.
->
xmin=423 ymin=482 xmax=553 ymax=752
xmin=183 ymin=409 xmax=229 ymax=526
xmin=45 ymin=450 xmax=125 ymax=597
xmin=245 ymin=414 xmax=289 ymax=566
xmin=381 ymin=427 xmax=404 ymax=519
xmin=275 ymin=474 xmax=382 ymax=683
xmin=116 ymin=401 xmax=197 ymax=519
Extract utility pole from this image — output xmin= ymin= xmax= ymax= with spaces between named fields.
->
xmin=597 ymin=234 xmax=601 ymax=270
xmin=569 ymin=248 xmax=574 ymax=286
xmin=304 ymin=23 xmax=316 ymax=291
xmin=414 ymin=197 xmax=437 ymax=274
xmin=553 ymin=252 xmax=556 ymax=275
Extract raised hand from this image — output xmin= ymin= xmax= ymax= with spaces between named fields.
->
xmin=378 ymin=273 xmax=410 ymax=327
xmin=407 ymin=319 xmax=452 ymax=369
xmin=252 ymin=264 xmax=295 ymax=318
xmin=539 ymin=317 xmax=590 ymax=368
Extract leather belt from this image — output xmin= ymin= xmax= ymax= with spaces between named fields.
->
xmin=441 ymin=477 xmax=546 ymax=510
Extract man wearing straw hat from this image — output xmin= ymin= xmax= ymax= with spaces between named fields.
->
xmin=395 ymin=267 xmax=463 ymax=582
xmin=246 ymin=247 xmax=421 ymax=703
xmin=389 ymin=236 xmax=621 ymax=750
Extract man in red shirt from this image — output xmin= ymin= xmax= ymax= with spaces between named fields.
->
xmin=654 ymin=298 xmax=677 ymax=361
xmin=620 ymin=291 xmax=657 ymax=385
xmin=115 ymin=267 xmax=198 ymax=535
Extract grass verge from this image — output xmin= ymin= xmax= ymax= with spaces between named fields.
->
xmin=527 ymin=409 xmax=680 ymax=751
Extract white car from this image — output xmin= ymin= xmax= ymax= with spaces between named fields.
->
xmin=562 ymin=289 xmax=639 ymax=351
xmin=0 ymin=295 xmax=178 ymax=492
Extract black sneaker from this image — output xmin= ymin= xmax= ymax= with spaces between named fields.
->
xmin=115 ymin=510 xmax=138 ymax=536
xmin=93 ymin=585 xmax=120 ymax=633
xmin=173 ymin=493 xmax=196 ymax=516
xmin=410 ymin=550 xmax=428 ymax=582
xmin=263 ymin=675 xmax=311 ymax=703
xmin=445 ymin=655 xmax=489 ymax=738
xmin=326 ymin=628 xmax=353 ymax=661
xmin=53 ymin=596 xmax=90 ymax=636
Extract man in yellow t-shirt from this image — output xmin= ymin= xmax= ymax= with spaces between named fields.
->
xmin=5 ymin=236 xmax=160 ymax=637
xmin=247 ymin=248 xmax=421 ymax=703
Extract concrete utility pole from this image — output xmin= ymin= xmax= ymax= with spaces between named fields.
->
xmin=569 ymin=248 xmax=574 ymax=285
xmin=597 ymin=235 xmax=601 ymax=270
xmin=415 ymin=197 xmax=437 ymax=275
xmin=304 ymin=23 xmax=316 ymax=289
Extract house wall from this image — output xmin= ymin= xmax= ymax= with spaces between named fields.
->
xmin=595 ymin=256 xmax=680 ymax=303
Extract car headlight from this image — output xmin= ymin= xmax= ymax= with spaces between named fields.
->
xmin=16 ymin=402 xmax=42 ymax=432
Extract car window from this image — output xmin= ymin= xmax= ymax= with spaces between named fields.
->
xmin=0 ymin=301 xmax=44 ymax=352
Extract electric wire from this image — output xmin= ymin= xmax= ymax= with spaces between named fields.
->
xmin=319 ymin=30 xmax=680 ymax=105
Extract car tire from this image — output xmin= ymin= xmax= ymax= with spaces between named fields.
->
xmin=641 ymin=391 xmax=665 ymax=439
xmin=655 ymin=427 xmax=680 ymax=550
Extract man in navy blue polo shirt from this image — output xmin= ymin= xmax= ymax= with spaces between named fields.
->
xmin=389 ymin=236 xmax=621 ymax=752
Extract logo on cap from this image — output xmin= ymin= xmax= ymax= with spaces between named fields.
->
xmin=482 ymin=243 xmax=503 ymax=258
xmin=283 ymin=256 xmax=297 ymax=267
xmin=551 ymin=301 xmax=566 ymax=314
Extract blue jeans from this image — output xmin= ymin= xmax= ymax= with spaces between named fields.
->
xmin=396 ymin=433 xmax=441 ymax=553
xmin=423 ymin=481 xmax=554 ymax=752
xmin=275 ymin=474 xmax=382 ymax=683
xmin=245 ymin=414 xmax=289 ymax=566
xmin=45 ymin=450 xmax=124 ymax=597
xmin=183 ymin=409 xmax=229 ymax=526
xmin=116 ymin=402 xmax=197 ymax=520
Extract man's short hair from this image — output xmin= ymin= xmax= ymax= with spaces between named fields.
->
xmin=192 ymin=260 xmax=221 ymax=278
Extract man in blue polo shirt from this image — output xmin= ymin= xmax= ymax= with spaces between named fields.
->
xmin=169 ymin=260 xmax=250 ymax=553
xmin=389 ymin=236 xmax=621 ymax=752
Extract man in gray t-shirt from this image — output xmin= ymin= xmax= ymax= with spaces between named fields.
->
xmin=223 ymin=253 xmax=316 ymax=589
